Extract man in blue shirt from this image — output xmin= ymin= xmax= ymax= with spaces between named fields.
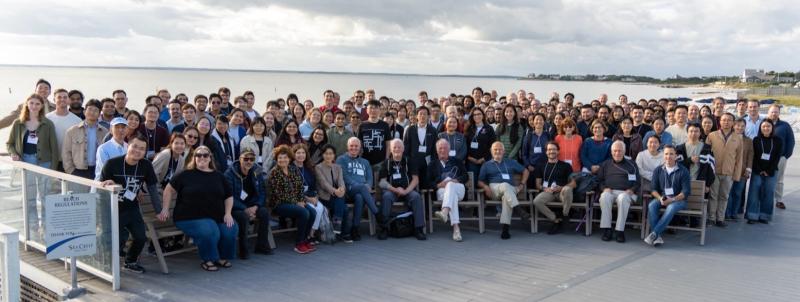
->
xmin=478 ymin=142 xmax=530 ymax=239
xmin=645 ymin=145 xmax=691 ymax=247
xmin=94 ymin=117 xmax=129 ymax=181
xmin=743 ymin=99 xmax=763 ymax=139
xmin=336 ymin=137 xmax=379 ymax=241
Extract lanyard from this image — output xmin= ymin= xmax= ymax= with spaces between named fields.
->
xmin=121 ymin=159 xmax=140 ymax=184
xmin=760 ymin=138 xmax=772 ymax=155
xmin=493 ymin=160 xmax=510 ymax=176
xmin=543 ymin=162 xmax=558 ymax=184
xmin=389 ymin=159 xmax=410 ymax=185
xmin=721 ymin=130 xmax=733 ymax=143
xmin=146 ymin=126 xmax=157 ymax=151
xmin=663 ymin=165 xmax=676 ymax=188
xmin=612 ymin=160 xmax=636 ymax=175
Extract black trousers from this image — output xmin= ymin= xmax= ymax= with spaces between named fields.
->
xmin=231 ymin=207 xmax=271 ymax=253
xmin=119 ymin=207 xmax=147 ymax=264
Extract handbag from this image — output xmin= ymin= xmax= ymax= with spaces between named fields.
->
xmin=387 ymin=211 xmax=415 ymax=238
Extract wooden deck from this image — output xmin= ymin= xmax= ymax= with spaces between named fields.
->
xmin=3 ymin=149 xmax=798 ymax=302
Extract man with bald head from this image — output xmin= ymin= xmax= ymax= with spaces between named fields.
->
xmin=597 ymin=140 xmax=641 ymax=243
xmin=336 ymin=137 xmax=379 ymax=241
xmin=767 ymin=104 xmax=795 ymax=209
xmin=478 ymin=142 xmax=531 ymax=239
xmin=378 ymin=139 xmax=425 ymax=240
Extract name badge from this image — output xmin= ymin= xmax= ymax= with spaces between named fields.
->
xmin=761 ymin=153 xmax=771 ymax=161
xmin=257 ymin=157 xmax=263 ymax=164
xmin=425 ymin=155 xmax=431 ymax=165
xmin=470 ymin=142 xmax=479 ymax=149
xmin=543 ymin=181 xmax=549 ymax=188
xmin=565 ymin=159 xmax=573 ymax=165
xmin=123 ymin=189 xmax=137 ymax=201
xmin=501 ymin=173 xmax=510 ymax=180
xmin=392 ymin=173 xmax=401 ymax=180
xmin=628 ymin=174 xmax=636 ymax=181
xmin=356 ymin=169 xmax=364 ymax=176
xmin=665 ymin=188 xmax=674 ymax=196
xmin=449 ymin=150 xmax=456 ymax=156
xmin=27 ymin=133 xmax=38 ymax=144
xmin=303 ymin=185 xmax=309 ymax=192
xmin=418 ymin=146 xmax=427 ymax=153
xmin=624 ymin=155 xmax=631 ymax=160
xmin=533 ymin=147 xmax=542 ymax=154
xmin=240 ymin=190 xmax=249 ymax=200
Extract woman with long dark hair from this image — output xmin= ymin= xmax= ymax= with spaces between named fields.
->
xmin=275 ymin=119 xmax=305 ymax=148
xmin=496 ymin=104 xmax=523 ymax=162
xmin=746 ymin=120 xmax=783 ymax=224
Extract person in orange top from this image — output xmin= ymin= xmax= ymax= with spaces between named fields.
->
xmin=554 ymin=117 xmax=582 ymax=172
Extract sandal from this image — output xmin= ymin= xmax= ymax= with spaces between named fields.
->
xmin=201 ymin=261 xmax=219 ymax=272
xmin=216 ymin=260 xmax=232 ymax=268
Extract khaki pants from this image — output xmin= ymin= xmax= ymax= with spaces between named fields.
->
xmin=437 ymin=182 xmax=466 ymax=225
xmin=774 ymin=156 xmax=787 ymax=205
xmin=599 ymin=190 xmax=635 ymax=231
xmin=532 ymin=186 xmax=574 ymax=221
xmin=489 ymin=183 xmax=520 ymax=225
xmin=709 ymin=175 xmax=733 ymax=222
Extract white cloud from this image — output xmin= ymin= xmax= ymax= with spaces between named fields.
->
xmin=0 ymin=0 xmax=798 ymax=77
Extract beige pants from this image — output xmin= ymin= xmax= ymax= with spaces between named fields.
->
xmin=533 ymin=186 xmax=574 ymax=221
xmin=774 ymin=156 xmax=787 ymax=204
xmin=599 ymin=190 xmax=635 ymax=231
xmin=437 ymin=182 xmax=465 ymax=225
xmin=709 ymin=175 xmax=733 ymax=222
xmin=489 ymin=183 xmax=520 ymax=225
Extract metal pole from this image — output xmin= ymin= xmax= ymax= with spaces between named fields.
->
xmin=63 ymin=256 xmax=86 ymax=298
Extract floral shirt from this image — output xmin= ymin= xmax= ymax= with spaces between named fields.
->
xmin=268 ymin=165 xmax=304 ymax=207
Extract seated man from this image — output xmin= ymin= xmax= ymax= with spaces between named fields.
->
xmin=645 ymin=145 xmax=690 ymax=247
xmin=532 ymin=142 xmax=576 ymax=235
xmin=378 ymin=139 xmax=426 ymax=240
xmin=598 ymin=140 xmax=641 ymax=243
xmin=430 ymin=138 xmax=468 ymax=242
xmin=225 ymin=149 xmax=271 ymax=259
xmin=478 ymin=142 xmax=531 ymax=239
xmin=336 ymin=137 xmax=379 ymax=241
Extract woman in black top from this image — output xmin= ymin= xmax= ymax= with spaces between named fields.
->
xmin=465 ymin=107 xmax=496 ymax=187
xmin=159 ymin=145 xmax=237 ymax=272
xmin=196 ymin=116 xmax=227 ymax=171
xmin=745 ymin=120 xmax=783 ymax=224
xmin=306 ymin=126 xmax=328 ymax=165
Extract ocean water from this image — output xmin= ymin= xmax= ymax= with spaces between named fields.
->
xmin=0 ymin=66 xmax=707 ymax=113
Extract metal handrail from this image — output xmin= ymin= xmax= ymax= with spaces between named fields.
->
xmin=0 ymin=156 xmax=119 ymax=193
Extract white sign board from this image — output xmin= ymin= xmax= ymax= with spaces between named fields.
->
xmin=44 ymin=193 xmax=97 ymax=260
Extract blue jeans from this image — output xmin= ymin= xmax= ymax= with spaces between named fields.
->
xmin=321 ymin=196 xmax=350 ymax=230
xmin=175 ymin=218 xmax=238 ymax=262
xmin=347 ymin=184 xmax=378 ymax=229
xmin=648 ymin=199 xmax=687 ymax=236
xmin=274 ymin=203 xmax=316 ymax=244
xmin=22 ymin=153 xmax=51 ymax=233
xmin=746 ymin=174 xmax=777 ymax=221
xmin=726 ymin=180 xmax=745 ymax=219
xmin=381 ymin=190 xmax=425 ymax=228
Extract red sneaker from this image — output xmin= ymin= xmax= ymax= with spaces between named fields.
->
xmin=303 ymin=242 xmax=317 ymax=252
xmin=293 ymin=243 xmax=311 ymax=254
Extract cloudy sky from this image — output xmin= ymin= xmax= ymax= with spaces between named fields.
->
xmin=1 ymin=0 xmax=798 ymax=78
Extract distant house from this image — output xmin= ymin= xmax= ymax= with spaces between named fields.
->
xmin=621 ymin=77 xmax=636 ymax=82
xmin=775 ymin=76 xmax=795 ymax=83
xmin=741 ymin=69 xmax=773 ymax=83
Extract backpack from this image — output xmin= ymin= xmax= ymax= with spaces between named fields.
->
xmin=387 ymin=211 xmax=415 ymax=238
xmin=571 ymin=171 xmax=599 ymax=199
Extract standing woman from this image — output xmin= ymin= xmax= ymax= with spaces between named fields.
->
xmin=159 ymin=145 xmax=237 ymax=271
xmin=153 ymin=133 xmax=188 ymax=193
xmin=521 ymin=113 xmax=550 ymax=183
xmin=227 ymin=108 xmax=248 ymax=147
xmin=746 ymin=120 xmax=783 ymax=224
xmin=269 ymin=145 xmax=316 ymax=254
xmin=182 ymin=127 xmax=199 ymax=158
xmin=496 ymin=104 xmax=523 ymax=162
xmin=7 ymin=93 xmax=59 ymax=167
xmin=635 ymin=136 xmax=664 ymax=192
xmin=396 ymin=107 xmax=410 ymax=128
xmin=105 ymin=110 xmax=142 ymax=143
xmin=292 ymin=144 xmax=325 ymax=244
xmin=612 ymin=117 xmax=643 ymax=161
xmin=274 ymin=120 xmax=305 ymax=148
xmin=239 ymin=117 xmax=275 ymax=169
xmin=700 ymin=116 xmax=717 ymax=142
xmin=306 ymin=126 xmax=328 ymax=165
xmin=322 ymin=110 xmax=334 ymax=129
xmin=299 ymin=108 xmax=323 ymax=140
xmin=291 ymin=104 xmax=306 ymax=124
xmin=554 ymin=117 xmax=582 ymax=172
xmin=438 ymin=116 xmax=467 ymax=162
xmin=195 ymin=116 xmax=227 ymax=171
xmin=315 ymin=145 xmax=350 ymax=241
xmin=384 ymin=112 xmax=404 ymax=140
xmin=548 ymin=112 xmax=564 ymax=138
xmin=465 ymin=107 xmax=496 ymax=184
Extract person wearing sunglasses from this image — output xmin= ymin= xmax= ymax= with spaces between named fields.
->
xmin=159 ymin=145 xmax=237 ymax=271
xmin=225 ymin=148 xmax=271 ymax=259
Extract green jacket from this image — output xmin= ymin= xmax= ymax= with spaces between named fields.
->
xmin=6 ymin=118 xmax=60 ymax=167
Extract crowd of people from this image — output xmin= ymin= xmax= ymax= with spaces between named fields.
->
xmin=3 ymin=79 xmax=794 ymax=273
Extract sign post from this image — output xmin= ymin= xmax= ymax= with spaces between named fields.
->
xmin=44 ymin=193 xmax=97 ymax=299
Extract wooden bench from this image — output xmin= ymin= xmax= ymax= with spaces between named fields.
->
xmin=642 ymin=180 xmax=709 ymax=245
xmin=476 ymin=174 xmax=535 ymax=234
xmin=531 ymin=187 xmax=592 ymax=236
xmin=424 ymin=172 xmax=481 ymax=233
xmin=140 ymin=194 xmax=196 ymax=274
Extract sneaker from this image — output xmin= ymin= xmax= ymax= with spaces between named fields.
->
xmin=715 ymin=221 xmax=727 ymax=228
xmin=758 ymin=219 xmax=769 ymax=224
xmin=294 ymin=243 xmax=311 ymax=254
xmin=434 ymin=211 xmax=448 ymax=223
xmin=123 ymin=262 xmax=146 ymax=274
xmin=452 ymin=229 xmax=462 ymax=242
xmin=333 ymin=220 xmax=342 ymax=234
xmin=254 ymin=247 xmax=273 ymax=255
xmin=601 ymin=228 xmax=613 ymax=241
xmin=501 ymin=224 xmax=511 ymax=240
xmin=547 ymin=220 xmax=563 ymax=235
xmin=377 ymin=227 xmax=388 ymax=240
xmin=351 ymin=228 xmax=362 ymax=241
xmin=337 ymin=234 xmax=354 ymax=243
xmin=414 ymin=228 xmax=427 ymax=241
xmin=776 ymin=202 xmax=786 ymax=209
xmin=747 ymin=219 xmax=757 ymax=224
xmin=653 ymin=236 xmax=664 ymax=246
xmin=514 ymin=206 xmax=531 ymax=222
xmin=644 ymin=232 xmax=657 ymax=245
xmin=304 ymin=242 xmax=317 ymax=252
xmin=615 ymin=231 xmax=626 ymax=243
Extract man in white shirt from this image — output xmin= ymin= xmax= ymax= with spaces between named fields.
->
xmin=46 ymin=88 xmax=83 ymax=171
xmin=665 ymin=105 xmax=689 ymax=145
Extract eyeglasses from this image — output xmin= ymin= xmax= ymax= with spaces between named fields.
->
xmin=194 ymin=153 xmax=211 ymax=158
xmin=241 ymin=157 xmax=256 ymax=162
xmin=185 ymin=135 xmax=198 ymax=139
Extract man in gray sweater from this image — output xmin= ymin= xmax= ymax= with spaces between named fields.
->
xmin=597 ymin=141 xmax=641 ymax=243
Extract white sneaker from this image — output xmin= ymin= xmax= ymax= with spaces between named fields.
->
xmin=654 ymin=236 xmax=664 ymax=246
xmin=435 ymin=211 xmax=448 ymax=223
xmin=452 ymin=229 xmax=462 ymax=242
xmin=644 ymin=232 xmax=656 ymax=245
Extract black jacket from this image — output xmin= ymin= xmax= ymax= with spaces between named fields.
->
xmin=428 ymin=157 xmax=469 ymax=186
xmin=676 ymin=142 xmax=716 ymax=188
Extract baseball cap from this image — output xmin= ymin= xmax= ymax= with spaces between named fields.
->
xmin=110 ymin=117 xmax=128 ymax=126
